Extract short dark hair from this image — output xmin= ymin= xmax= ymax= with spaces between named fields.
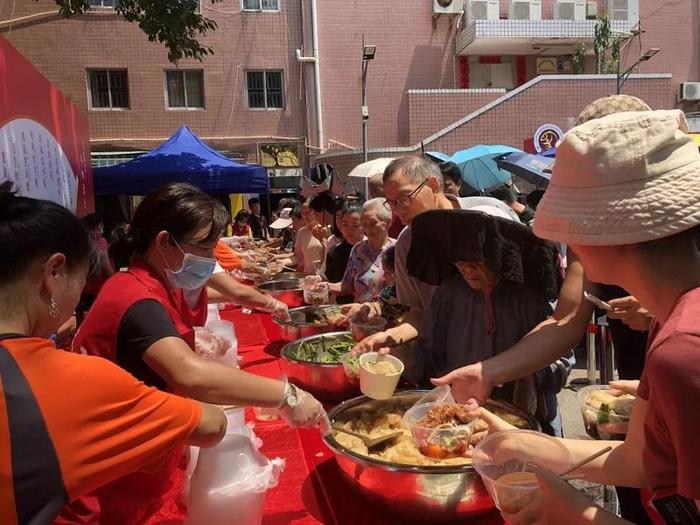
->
xmin=110 ymin=183 xmax=228 ymax=262
xmin=235 ymin=209 xmax=250 ymax=222
xmin=440 ymin=161 xmax=462 ymax=186
xmin=341 ymin=198 xmax=364 ymax=217
xmin=0 ymin=182 xmax=94 ymax=286
xmin=488 ymin=184 xmax=516 ymax=205
xmin=81 ymin=212 xmax=103 ymax=230
xmin=291 ymin=204 xmax=304 ymax=219
xmin=278 ymin=197 xmax=299 ymax=211
xmin=248 ymin=197 xmax=260 ymax=206
xmin=309 ymin=191 xmax=340 ymax=215
xmin=526 ymin=190 xmax=545 ymax=210
xmin=381 ymin=245 xmax=396 ymax=269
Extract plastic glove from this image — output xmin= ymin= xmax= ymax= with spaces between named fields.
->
xmin=259 ymin=297 xmax=290 ymax=320
xmin=606 ymin=295 xmax=653 ymax=332
xmin=194 ymin=327 xmax=232 ymax=360
xmin=430 ymin=362 xmax=494 ymax=410
xmin=278 ymin=386 xmax=329 ymax=430
xmin=501 ymin=466 xmax=612 ymax=525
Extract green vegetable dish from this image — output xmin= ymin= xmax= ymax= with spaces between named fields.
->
xmin=288 ymin=334 xmax=355 ymax=364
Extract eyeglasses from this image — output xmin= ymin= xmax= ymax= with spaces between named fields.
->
xmin=383 ymin=178 xmax=429 ymax=211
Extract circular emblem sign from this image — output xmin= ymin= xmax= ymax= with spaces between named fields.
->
xmin=533 ymin=124 xmax=563 ymax=154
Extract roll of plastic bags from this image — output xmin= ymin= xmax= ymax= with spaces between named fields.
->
xmin=186 ymin=426 xmax=284 ymax=525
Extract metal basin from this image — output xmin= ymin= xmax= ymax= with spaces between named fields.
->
xmin=256 ymin=279 xmax=304 ymax=307
xmin=273 ymin=305 xmax=345 ymax=342
xmin=323 ymin=391 xmax=538 ymax=522
xmin=269 ymin=271 xmax=308 ymax=281
xmin=280 ymin=332 xmax=359 ymax=401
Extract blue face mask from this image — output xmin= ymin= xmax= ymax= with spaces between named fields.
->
xmin=164 ymin=238 xmax=217 ymax=290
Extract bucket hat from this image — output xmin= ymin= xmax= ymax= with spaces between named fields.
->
xmin=534 ymin=109 xmax=700 ymax=246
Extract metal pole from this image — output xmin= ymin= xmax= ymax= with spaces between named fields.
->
xmin=598 ymin=316 xmax=614 ymax=384
xmin=616 ymin=56 xmax=621 ymax=94
xmin=586 ymin=313 xmax=597 ymax=383
xmin=362 ymin=62 xmax=368 ymax=163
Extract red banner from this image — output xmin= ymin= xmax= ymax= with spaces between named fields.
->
xmin=0 ymin=35 xmax=94 ymax=215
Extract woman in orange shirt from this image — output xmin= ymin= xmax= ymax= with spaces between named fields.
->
xmin=0 ymin=182 xmax=226 ymax=525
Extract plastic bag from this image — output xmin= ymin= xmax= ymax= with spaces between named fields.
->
xmin=207 ymin=320 xmax=239 ymax=368
xmin=186 ymin=426 xmax=284 ymax=525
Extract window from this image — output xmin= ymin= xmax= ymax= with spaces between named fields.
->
xmin=246 ymin=71 xmax=284 ymax=109
xmin=165 ymin=70 xmax=205 ymax=109
xmin=87 ymin=69 xmax=130 ymax=109
xmin=242 ymin=0 xmax=279 ymax=11
xmin=88 ymin=0 xmax=118 ymax=8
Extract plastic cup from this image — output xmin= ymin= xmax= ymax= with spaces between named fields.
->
xmin=472 ymin=429 xmax=571 ymax=513
xmin=358 ymin=352 xmax=404 ymax=400
xmin=402 ymin=402 xmax=474 ymax=459
xmin=350 ymin=316 xmax=387 ymax=341
xmin=577 ymin=385 xmax=633 ymax=441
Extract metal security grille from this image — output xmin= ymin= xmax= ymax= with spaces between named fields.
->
xmin=246 ymin=70 xmax=284 ymax=109
xmin=88 ymin=69 xmax=129 ymax=109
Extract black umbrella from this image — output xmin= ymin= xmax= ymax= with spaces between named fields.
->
xmin=496 ymin=152 xmax=553 ymax=189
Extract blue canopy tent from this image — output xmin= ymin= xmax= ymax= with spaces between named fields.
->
xmin=93 ymin=126 xmax=269 ymax=195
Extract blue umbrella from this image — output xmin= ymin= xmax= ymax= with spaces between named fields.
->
xmin=449 ymin=145 xmax=521 ymax=192
xmin=424 ymin=150 xmax=450 ymax=163
xmin=496 ymin=152 xmax=553 ymax=189
xmin=541 ymin=147 xmax=556 ymax=158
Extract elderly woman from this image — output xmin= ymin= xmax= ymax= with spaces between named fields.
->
xmin=0 ymin=182 xmax=226 ymax=524
xmin=328 ymin=198 xmax=395 ymax=303
xmin=407 ymin=208 xmax=571 ymax=435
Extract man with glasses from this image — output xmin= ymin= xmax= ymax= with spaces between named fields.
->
xmin=354 ymin=156 xmax=518 ymax=358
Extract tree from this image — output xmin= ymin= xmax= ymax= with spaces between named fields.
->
xmin=593 ymin=15 xmax=621 ymax=74
xmin=50 ymin=0 xmax=222 ymax=63
xmin=572 ymin=43 xmax=587 ymax=74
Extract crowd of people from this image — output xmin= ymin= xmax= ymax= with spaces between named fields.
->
xmin=2 ymin=94 xmax=699 ymax=525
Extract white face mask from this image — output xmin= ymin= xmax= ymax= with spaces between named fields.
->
xmin=163 ymin=238 xmax=216 ymax=290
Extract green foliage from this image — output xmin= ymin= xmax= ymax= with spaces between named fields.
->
xmin=593 ymin=15 xmax=620 ymax=74
xmin=50 ymin=0 xmax=222 ymax=63
xmin=572 ymin=43 xmax=587 ymax=74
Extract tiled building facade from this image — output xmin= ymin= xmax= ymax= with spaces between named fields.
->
xmin=2 ymin=0 xmax=698 ymax=176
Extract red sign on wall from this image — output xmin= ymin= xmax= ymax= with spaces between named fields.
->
xmin=0 ymin=35 xmax=94 ymax=215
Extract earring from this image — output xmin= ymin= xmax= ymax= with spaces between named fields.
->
xmin=48 ymin=296 xmax=59 ymax=318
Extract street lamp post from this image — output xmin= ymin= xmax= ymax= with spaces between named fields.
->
xmin=616 ymin=48 xmax=660 ymax=94
xmin=361 ymin=40 xmax=376 ymax=163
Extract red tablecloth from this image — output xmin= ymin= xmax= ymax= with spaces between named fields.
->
xmin=150 ymin=308 xmax=504 ymax=525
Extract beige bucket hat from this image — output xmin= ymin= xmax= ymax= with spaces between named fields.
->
xmin=534 ymin=109 xmax=700 ymax=246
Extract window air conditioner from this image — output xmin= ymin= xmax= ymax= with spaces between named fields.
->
xmin=510 ymin=0 xmax=542 ymax=20
xmin=467 ymin=0 xmax=499 ymax=20
xmin=680 ymin=82 xmax=700 ymax=102
xmin=609 ymin=0 xmax=628 ymax=20
xmin=555 ymin=0 xmax=585 ymax=21
xmin=586 ymin=1 xmax=598 ymax=19
xmin=433 ymin=0 xmax=465 ymax=15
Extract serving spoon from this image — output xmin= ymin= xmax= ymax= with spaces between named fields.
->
xmin=332 ymin=426 xmax=403 ymax=449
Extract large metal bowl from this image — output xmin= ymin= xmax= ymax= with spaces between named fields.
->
xmin=256 ymin=279 xmax=304 ymax=307
xmin=280 ymin=332 xmax=359 ymax=401
xmin=323 ymin=391 xmax=538 ymax=522
xmin=273 ymin=305 xmax=345 ymax=342
xmin=269 ymin=271 xmax=308 ymax=281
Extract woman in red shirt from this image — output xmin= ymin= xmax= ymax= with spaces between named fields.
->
xmin=65 ymin=183 xmax=326 ymax=524
xmin=0 ymin=182 xmax=226 ymax=525
xmin=467 ymin=111 xmax=700 ymax=524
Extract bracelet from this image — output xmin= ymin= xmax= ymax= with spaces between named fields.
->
xmin=276 ymin=379 xmax=292 ymax=409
